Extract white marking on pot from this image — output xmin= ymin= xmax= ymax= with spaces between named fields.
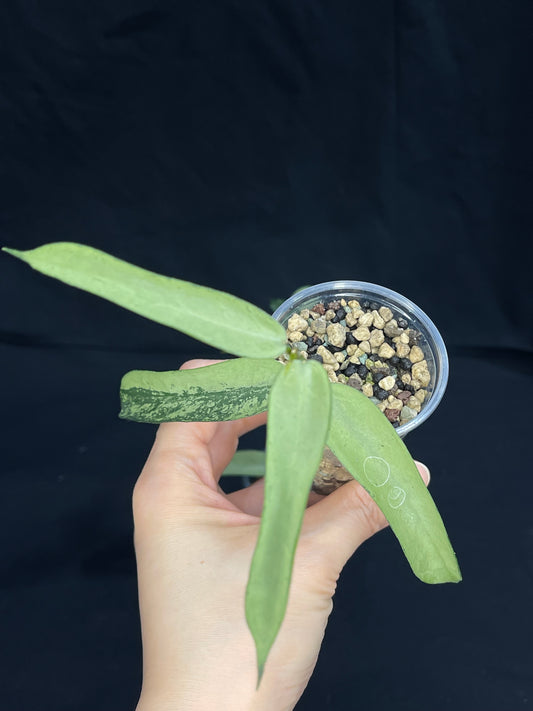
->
xmin=363 ymin=456 xmax=390 ymax=487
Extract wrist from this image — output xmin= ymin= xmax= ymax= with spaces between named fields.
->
xmin=136 ymin=649 xmax=259 ymax=711
xmin=136 ymin=660 xmax=302 ymax=711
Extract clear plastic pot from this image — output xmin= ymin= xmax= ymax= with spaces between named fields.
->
xmin=272 ymin=280 xmax=449 ymax=438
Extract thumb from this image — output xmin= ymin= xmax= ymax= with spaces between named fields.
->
xmin=303 ymin=461 xmax=430 ymax=573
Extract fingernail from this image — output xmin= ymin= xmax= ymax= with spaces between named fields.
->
xmin=416 ymin=461 xmax=431 ymax=485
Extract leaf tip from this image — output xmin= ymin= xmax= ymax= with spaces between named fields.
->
xmin=450 ymin=563 xmax=462 ymax=584
xmin=2 ymin=247 xmax=23 ymax=259
xmin=447 ymin=556 xmax=463 ymax=584
xmin=256 ymin=662 xmax=265 ymax=690
xmin=418 ymin=560 xmax=462 ymax=584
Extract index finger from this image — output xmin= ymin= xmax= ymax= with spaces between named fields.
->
xmin=152 ymin=359 xmax=268 ymax=488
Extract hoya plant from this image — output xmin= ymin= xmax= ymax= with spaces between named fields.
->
xmin=3 ymin=242 xmax=461 ymax=682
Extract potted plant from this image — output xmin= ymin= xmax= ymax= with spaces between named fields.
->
xmin=3 ymin=242 xmax=461 ymax=683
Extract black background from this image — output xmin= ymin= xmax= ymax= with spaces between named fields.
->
xmin=1 ymin=2 xmax=532 ymax=709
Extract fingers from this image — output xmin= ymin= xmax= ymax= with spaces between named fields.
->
xmin=179 ymin=358 xmax=224 ymax=370
xmin=143 ymin=359 xmax=268 ymax=493
xmin=302 ymin=461 xmax=430 ymax=572
xmin=202 ymin=412 xmax=267 ymax=482
xmin=226 ymin=478 xmax=266 ymax=515
xmin=152 ymin=411 xmax=267 ymax=486
xmin=416 ymin=461 xmax=431 ymax=485
xmin=226 ymin=478 xmax=324 ymax=516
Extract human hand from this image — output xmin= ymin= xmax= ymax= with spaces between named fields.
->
xmin=133 ymin=359 xmax=430 ymax=711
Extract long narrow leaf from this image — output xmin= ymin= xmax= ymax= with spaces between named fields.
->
xmin=222 ymin=449 xmax=266 ymax=478
xmin=120 ymin=358 xmax=283 ymax=422
xmin=245 ymin=358 xmax=331 ymax=683
xmin=327 ymin=383 xmax=461 ymax=584
xmin=2 ymin=243 xmax=287 ymax=358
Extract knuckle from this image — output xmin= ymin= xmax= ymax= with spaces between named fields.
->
xmin=179 ymin=358 xmax=224 ymax=371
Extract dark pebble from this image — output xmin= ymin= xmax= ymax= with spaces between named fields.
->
xmin=336 ymin=308 xmax=346 ymax=320
xmin=368 ymin=354 xmax=379 ymax=362
xmin=371 ymin=371 xmax=384 ymax=384
xmin=373 ymin=386 xmax=388 ymax=400
xmin=362 ymin=300 xmax=370 ymax=310
xmin=399 ymin=358 xmax=412 ymax=371
xmin=308 ymin=354 xmax=323 ymax=363
xmin=344 ymin=363 xmax=358 ymax=377
xmin=392 ymin=421 xmax=401 ymax=428
xmin=357 ymin=365 xmax=368 ymax=378
xmin=397 ymin=317 xmax=409 ymax=329
xmin=409 ymin=330 xmax=421 ymax=346
xmin=347 ymin=375 xmax=363 ymax=391
xmin=327 ymin=344 xmax=344 ymax=353
xmin=345 ymin=331 xmax=357 ymax=345
xmin=308 ymin=344 xmax=318 ymax=355
xmin=370 ymin=301 xmax=380 ymax=311
xmin=305 ymin=337 xmax=315 ymax=347
xmin=389 ymin=355 xmax=400 ymax=365
xmin=404 ymin=383 xmax=416 ymax=393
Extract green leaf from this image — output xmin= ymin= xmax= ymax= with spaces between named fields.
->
xmin=120 ymin=358 xmax=283 ymax=423
xmin=327 ymin=383 xmax=461 ymax=584
xmin=222 ymin=449 xmax=266 ymax=477
xmin=245 ymin=358 xmax=331 ymax=683
xmin=269 ymin=286 xmax=312 ymax=313
xmin=2 ymin=243 xmax=287 ymax=359
xmin=268 ymin=297 xmax=284 ymax=312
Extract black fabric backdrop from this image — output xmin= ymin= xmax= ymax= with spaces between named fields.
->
xmin=1 ymin=2 xmax=532 ymax=710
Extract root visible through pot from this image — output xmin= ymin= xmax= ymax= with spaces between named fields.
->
xmin=312 ymin=447 xmax=354 ymax=495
